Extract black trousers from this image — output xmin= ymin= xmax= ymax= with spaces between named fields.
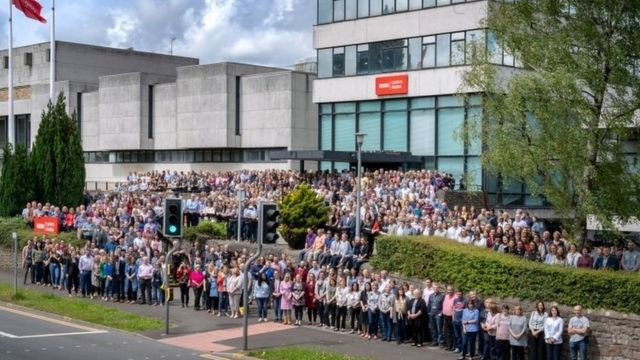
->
xmin=193 ymin=287 xmax=203 ymax=309
xmin=410 ymin=318 xmax=423 ymax=345
xmin=180 ymin=283 xmax=190 ymax=305
xmin=139 ymin=278 xmax=152 ymax=304
xmin=530 ymin=332 xmax=546 ymax=360
xmin=443 ymin=315 xmax=454 ymax=349
xmin=336 ymin=305 xmax=347 ymax=330
xmin=66 ymin=274 xmax=79 ymax=294
xmin=23 ymin=262 xmax=34 ymax=284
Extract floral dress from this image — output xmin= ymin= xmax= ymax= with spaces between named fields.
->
xmin=280 ymin=280 xmax=293 ymax=310
xmin=292 ymin=281 xmax=305 ymax=307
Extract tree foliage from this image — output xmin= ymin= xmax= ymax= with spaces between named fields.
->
xmin=0 ymin=144 xmax=33 ymax=216
xmin=30 ymin=93 xmax=86 ymax=207
xmin=278 ymin=183 xmax=329 ymax=249
xmin=463 ymin=0 xmax=640 ymax=239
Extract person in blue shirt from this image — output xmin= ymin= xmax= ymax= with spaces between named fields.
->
xmin=460 ymin=299 xmax=480 ymax=360
xmin=103 ymin=255 xmax=114 ymax=301
xmin=452 ymin=290 xmax=466 ymax=353
xmin=254 ymin=273 xmax=271 ymax=322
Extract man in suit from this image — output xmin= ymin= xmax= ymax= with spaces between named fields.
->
xmin=408 ymin=289 xmax=427 ymax=347
xmin=594 ymin=247 xmax=619 ymax=270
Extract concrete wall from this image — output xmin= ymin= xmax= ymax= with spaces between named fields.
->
xmin=152 ymin=83 xmax=177 ymax=149
xmin=81 ymin=91 xmax=100 ymax=151
xmin=313 ymin=1 xmax=487 ymax=49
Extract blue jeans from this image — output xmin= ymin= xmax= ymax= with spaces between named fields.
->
xmin=272 ymin=296 xmax=281 ymax=321
xmin=105 ymin=278 xmax=112 ymax=297
xmin=256 ymin=297 xmax=268 ymax=319
xmin=379 ymin=312 xmax=392 ymax=340
xmin=570 ymin=340 xmax=587 ymax=360
xmin=219 ymin=292 xmax=229 ymax=313
xmin=80 ymin=271 xmax=92 ymax=296
xmin=453 ymin=320 xmax=463 ymax=350
xmin=49 ymin=263 xmax=60 ymax=287
xmin=152 ymin=284 xmax=163 ymax=304
xmin=368 ymin=309 xmax=379 ymax=336
xmin=547 ymin=343 xmax=561 ymax=360
xmin=463 ymin=331 xmax=478 ymax=357
xmin=430 ymin=313 xmax=443 ymax=345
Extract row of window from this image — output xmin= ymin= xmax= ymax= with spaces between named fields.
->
xmin=319 ymin=95 xmax=483 ymax=186
xmin=318 ymin=0 xmax=480 ymax=24
xmin=318 ymin=29 xmax=518 ymax=78
xmin=83 ymin=148 xmax=286 ymax=164
xmin=0 ymin=115 xmax=32 ymax=149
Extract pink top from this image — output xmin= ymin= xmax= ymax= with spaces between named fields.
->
xmin=189 ymin=271 xmax=204 ymax=287
xmin=496 ymin=313 xmax=510 ymax=340
xmin=484 ymin=312 xmax=499 ymax=336
xmin=442 ymin=294 xmax=455 ymax=317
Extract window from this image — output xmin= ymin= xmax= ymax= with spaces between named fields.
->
xmin=335 ymin=114 xmax=356 ymax=151
xmin=358 ymin=102 xmax=381 ymax=151
xmin=318 ymin=0 xmax=333 ymax=23
xmin=437 ymin=0 xmax=450 ymax=5
xmin=465 ymin=30 xmax=483 ymax=64
xmin=423 ymin=0 xmax=436 ymax=7
xmin=346 ymin=0 xmax=357 ymax=19
xmin=148 ymin=85 xmax=154 ymax=139
xmin=0 ymin=117 xmax=7 ymax=149
xmin=409 ymin=0 xmax=422 ymax=9
xmin=422 ymin=36 xmax=436 ymax=68
xmin=357 ymin=0 xmax=369 ymax=17
xmin=410 ymin=109 xmax=435 ymax=156
xmin=381 ymin=39 xmax=408 ymax=72
xmin=76 ymin=92 xmax=82 ymax=137
xmin=333 ymin=47 xmax=345 ymax=77
xmin=368 ymin=42 xmax=383 ymax=73
xmin=24 ymin=52 xmax=33 ymax=66
xmin=3 ymin=56 xmax=7 ymax=69
xmin=383 ymin=100 xmax=408 ymax=151
xmin=318 ymin=48 xmax=333 ymax=78
xmin=235 ymin=76 xmax=241 ymax=135
xmin=345 ymin=45 xmax=357 ymax=76
xmin=334 ymin=0 xmax=345 ymax=21
xmin=436 ymin=33 xmax=450 ymax=67
xmin=370 ymin=0 xmax=382 ymax=15
xmin=487 ymin=31 xmax=503 ymax=64
xmin=321 ymin=115 xmax=332 ymax=150
xmin=15 ymin=114 xmax=30 ymax=148
xmin=437 ymin=107 xmax=464 ymax=155
xmin=409 ymin=37 xmax=422 ymax=69
xmin=451 ymin=32 xmax=466 ymax=65
xmin=356 ymin=44 xmax=369 ymax=74
xmin=382 ymin=0 xmax=394 ymax=13
xmin=438 ymin=157 xmax=464 ymax=180
xmin=396 ymin=0 xmax=409 ymax=11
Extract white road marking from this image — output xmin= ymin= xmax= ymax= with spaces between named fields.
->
xmin=0 ymin=330 xmax=107 ymax=339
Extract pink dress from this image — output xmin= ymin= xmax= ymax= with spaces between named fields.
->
xmin=280 ymin=281 xmax=293 ymax=310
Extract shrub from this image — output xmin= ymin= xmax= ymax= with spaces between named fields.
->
xmin=183 ymin=220 xmax=227 ymax=243
xmin=0 ymin=216 xmax=83 ymax=249
xmin=372 ymin=236 xmax=640 ymax=314
xmin=278 ymin=183 xmax=329 ymax=249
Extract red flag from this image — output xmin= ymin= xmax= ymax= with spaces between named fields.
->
xmin=13 ymin=0 xmax=47 ymax=24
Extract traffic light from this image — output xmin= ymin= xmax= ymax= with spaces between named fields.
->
xmin=261 ymin=203 xmax=280 ymax=244
xmin=164 ymin=198 xmax=183 ymax=237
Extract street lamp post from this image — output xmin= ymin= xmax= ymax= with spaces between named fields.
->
xmin=236 ymin=187 xmax=245 ymax=242
xmin=355 ymin=133 xmax=366 ymax=240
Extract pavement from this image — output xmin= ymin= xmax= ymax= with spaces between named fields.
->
xmin=0 ymin=271 xmax=454 ymax=360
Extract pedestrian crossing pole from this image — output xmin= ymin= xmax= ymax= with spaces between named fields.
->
xmin=13 ymin=232 xmax=17 ymax=296
xmin=164 ymin=239 xmax=180 ymax=335
xmin=242 ymin=201 xmax=263 ymax=351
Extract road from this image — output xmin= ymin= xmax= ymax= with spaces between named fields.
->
xmin=0 ymin=305 xmax=204 ymax=360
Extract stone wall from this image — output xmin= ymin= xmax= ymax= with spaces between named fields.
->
xmin=386 ymin=272 xmax=640 ymax=360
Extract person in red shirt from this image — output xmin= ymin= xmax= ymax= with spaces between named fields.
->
xmin=304 ymin=273 xmax=317 ymax=325
xmin=294 ymin=261 xmax=308 ymax=283
xmin=176 ymin=262 xmax=191 ymax=308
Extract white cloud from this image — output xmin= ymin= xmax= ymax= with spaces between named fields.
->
xmin=106 ymin=11 xmax=139 ymax=48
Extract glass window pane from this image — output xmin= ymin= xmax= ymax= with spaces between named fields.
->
xmin=438 ymin=95 xmax=464 ymax=107
xmin=382 ymin=46 xmax=407 ymax=72
xmin=410 ymin=0 xmax=422 ymax=9
xmin=321 ymin=115 xmax=333 ymax=150
xmin=397 ymin=0 xmax=408 ymax=11
xmin=422 ymin=44 xmax=436 ymax=68
xmin=346 ymin=0 xmax=357 ymax=19
xmin=437 ymin=157 xmax=464 ymax=182
xmin=359 ymin=100 xmax=381 ymax=112
xmin=503 ymin=50 xmax=515 ymax=66
xmin=318 ymin=49 xmax=333 ymax=78
xmin=436 ymin=33 xmax=450 ymax=67
xmin=466 ymin=156 xmax=482 ymax=189
xmin=368 ymin=42 xmax=382 ymax=73
xmin=333 ymin=47 xmax=345 ymax=76
xmin=411 ymin=97 xmax=435 ymax=109
xmin=384 ymin=99 xmax=407 ymax=111
xmin=334 ymin=114 xmax=356 ymax=151
xmin=423 ymin=36 xmax=435 ymax=44
xmin=335 ymin=102 xmax=356 ymax=113
xmin=467 ymin=107 xmax=483 ymax=155
xmin=358 ymin=0 xmax=369 ymax=17
xmin=383 ymin=111 xmax=407 ymax=151
xmin=359 ymin=112 xmax=381 ymax=151
xmin=451 ymin=40 xmax=465 ymax=65
xmin=334 ymin=162 xmax=350 ymax=171
xmin=409 ymin=37 xmax=422 ymax=69
xmin=525 ymin=195 xmax=544 ymax=206
xmin=451 ymin=32 xmax=465 ymax=41
xmin=334 ymin=0 xmax=345 ymax=21
xmin=437 ymin=0 xmax=450 ymax=5
xmin=345 ymin=45 xmax=357 ymax=76
xmin=487 ymin=31 xmax=503 ymax=64
xmin=318 ymin=0 xmax=333 ymax=23
xmin=383 ymin=0 xmax=394 ymax=13
xmin=320 ymin=161 xmax=332 ymax=171
xmin=370 ymin=0 xmax=382 ymax=15
xmin=357 ymin=45 xmax=369 ymax=74
xmin=465 ymin=30 xmax=484 ymax=64
xmin=437 ymin=108 xmax=464 ymax=155
xmin=320 ymin=104 xmax=333 ymax=114
xmin=423 ymin=0 xmax=436 ymax=7
xmin=410 ymin=109 xmax=435 ymax=156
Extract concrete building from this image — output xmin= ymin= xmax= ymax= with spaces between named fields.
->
xmin=0 ymin=41 xmax=318 ymax=182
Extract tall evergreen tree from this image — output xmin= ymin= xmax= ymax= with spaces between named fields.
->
xmin=0 ymin=144 xmax=33 ymax=216
xmin=31 ymin=93 xmax=85 ymax=207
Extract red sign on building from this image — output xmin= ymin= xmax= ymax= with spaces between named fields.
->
xmin=375 ymin=74 xmax=409 ymax=96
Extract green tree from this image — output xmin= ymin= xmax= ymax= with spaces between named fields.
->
xmin=31 ymin=93 xmax=85 ymax=207
xmin=463 ymin=0 xmax=640 ymax=241
xmin=278 ymin=183 xmax=329 ymax=249
xmin=0 ymin=144 xmax=33 ymax=216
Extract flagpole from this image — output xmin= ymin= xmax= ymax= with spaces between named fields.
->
xmin=8 ymin=0 xmax=14 ymax=147
xmin=49 ymin=0 xmax=54 ymax=100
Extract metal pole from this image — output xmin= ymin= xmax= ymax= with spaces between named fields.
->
xmin=49 ymin=0 xmax=55 ymax=100
xmin=237 ymin=189 xmax=243 ymax=242
xmin=8 ymin=0 xmax=14 ymax=146
xmin=164 ymin=239 xmax=180 ymax=335
xmin=355 ymin=142 xmax=362 ymax=239
xmin=13 ymin=232 xmax=17 ymax=296
xmin=242 ymin=201 xmax=263 ymax=352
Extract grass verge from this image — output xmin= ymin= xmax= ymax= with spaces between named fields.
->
xmin=0 ymin=283 xmax=163 ymax=332
xmin=248 ymin=347 xmax=373 ymax=360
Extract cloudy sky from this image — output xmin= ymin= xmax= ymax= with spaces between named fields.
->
xmin=0 ymin=0 xmax=316 ymax=68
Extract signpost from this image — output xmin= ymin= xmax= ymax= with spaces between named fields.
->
xmin=13 ymin=232 xmax=17 ymax=296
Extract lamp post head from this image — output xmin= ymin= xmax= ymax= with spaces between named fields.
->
xmin=355 ymin=133 xmax=367 ymax=147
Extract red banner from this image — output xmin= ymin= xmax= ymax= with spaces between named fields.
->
xmin=13 ymin=0 xmax=47 ymax=24
xmin=375 ymin=74 xmax=409 ymax=96
xmin=34 ymin=216 xmax=59 ymax=234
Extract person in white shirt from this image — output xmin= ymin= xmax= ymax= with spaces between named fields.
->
xmin=434 ymin=222 xmax=448 ymax=238
xmin=544 ymin=305 xmax=564 ymax=360
xmin=565 ymin=244 xmax=582 ymax=268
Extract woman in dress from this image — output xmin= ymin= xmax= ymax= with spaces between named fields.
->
xmin=305 ymin=273 xmax=317 ymax=325
xmin=334 ymin=277 xmax=349 ymax=332
xmin=394 ymin=286 xmax=407 ymax=344
xmin=509 ymin=305 xmax=528 ymax=360
xmin=359 ymin=282 xmax=371 ymax=338
xmin=292 ymin=274 xmax=306 ymax=326
xmin=272 ymin=269 xmax=283 ymax=322
xmin=227 ymin=267 xmax=243 ymax=319
xmin=348 ymin=282 xmax=362 ymax=334
xmin=495 ymin=304 xmax=511 ymax=360
xmin=280 ymin=273 xmax=293 ymax=325
xmin=528 ymin=300 xmax=547 ymax=360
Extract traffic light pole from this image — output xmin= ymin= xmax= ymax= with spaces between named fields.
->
xmin=164 ymin=239 xmax=180 ymax=335
xmin=242 ymin=201 xmax=263 ymax=351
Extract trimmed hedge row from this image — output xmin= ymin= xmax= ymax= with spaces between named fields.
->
xmin=0 ymin=217 xmax=82 ymax=249
xmin=371 ymin=236 xmax=640 ymax=314
xmin=183 ymin=220 xmax=227 ymax=243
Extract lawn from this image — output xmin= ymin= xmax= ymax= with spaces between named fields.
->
xmin=248 ymin=347 xmax=373 ymax=360
xmin=0 ymin=284 xmax=164 ymax=332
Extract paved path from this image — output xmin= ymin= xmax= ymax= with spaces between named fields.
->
xmin=1 ymin=271 xmax=454 ymax=360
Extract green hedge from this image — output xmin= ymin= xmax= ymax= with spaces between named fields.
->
xmin=183 ymin=220 xmax=227 ymax=243
xmin=372 ymin=236 xmax=640 ymax=314
xmin=0 ymin=217 xmax=82 ymax=249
